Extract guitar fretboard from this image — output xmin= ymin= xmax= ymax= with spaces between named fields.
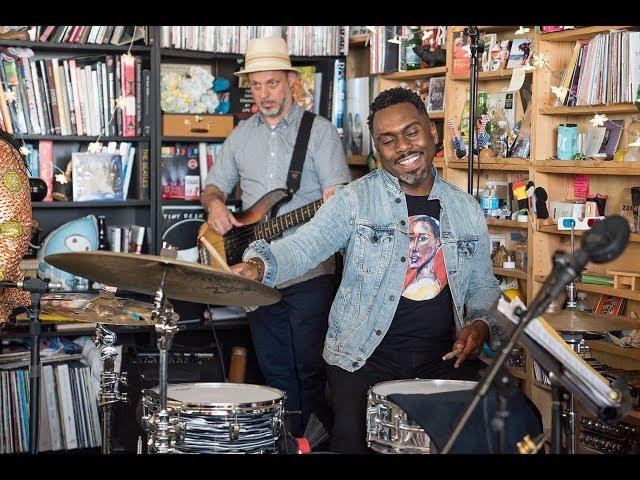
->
xmin=254 ymin=198 xmax=324 ymax=240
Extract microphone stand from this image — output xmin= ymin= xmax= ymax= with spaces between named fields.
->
xmin=441 ymin=250 xmax=584 ymax=454
xmin=0 ymin=277 xmax=61 ymax=454
xmin=464 ymin=26 xmax=482 ymax=196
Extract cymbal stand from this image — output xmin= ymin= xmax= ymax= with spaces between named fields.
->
xmin=94 ymin=324 xmax=127 ymax=454
xmin=145 ymin=268 xmax=180 ymax=454
xmin=562 ymin=219 xmax=578 ymax=453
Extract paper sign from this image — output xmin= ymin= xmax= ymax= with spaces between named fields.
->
xmin=573 ymin=174 xmax=589 ymax=199
xmin=502 ymin=68 xmax=526 ymax=92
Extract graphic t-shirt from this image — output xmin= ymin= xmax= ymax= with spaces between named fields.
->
xmin=379 ymin=195 xmax=455 ymax=351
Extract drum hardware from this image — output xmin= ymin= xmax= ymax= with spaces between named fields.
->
xmin=44 ymin=251 xmax=282 ymax=454
xmin=0 ymin=277 xmax=61 ymax=454
xmin=94 ymin=324 xmax=127 ymax=454
xmin=517 ymin=431 xmax=549 ymax=454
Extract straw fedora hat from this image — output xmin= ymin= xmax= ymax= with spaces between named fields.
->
xmin=234 ymin=36 xmax=299 ymax=77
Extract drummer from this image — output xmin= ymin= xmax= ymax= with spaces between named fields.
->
xmin=232 ymin=88 xmax=504 ymax=453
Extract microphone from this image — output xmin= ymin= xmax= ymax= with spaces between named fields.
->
xmin=522 ymin=215 xmax=630 ymax=322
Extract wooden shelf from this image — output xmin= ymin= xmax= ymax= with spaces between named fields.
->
xmin=533 ymin=159 xmax=640 ymax=175
xmin=447 ymin=158 xmax=531 ymax=171
xmin=585 ymin=340 xmax=640 ymax=360
xmin=486 ymin=218 xmax=529 ymax=229
xmin=575 ymin=282 xmax=640 ymax=302
xmin=162 ymin=136 xmax=226 ymax=143
xmin=162 ymin=199 xmax=201 ymax=206
xmin=450 ymin=69 xmax=532 ymax=81
xmin=451 ymin=26 xmax=524 ymax=34
xmin=433 ymin=157 xmax=445 ymax=168
xmin=428 ymin=111 xmax=445 ymax=120
xmin=537 ymin=224 xmax=640 ymax=243
xmin=21 ymin=135 xmax=151 ymax=142
xmin=538 ymin=103 xmax=638 ymax=116
xmin=32 ymin=200 xmax=150 ymax=208
xmin=493 ymin=267 xmax=528 ymax=279
xmin=532 ymin=379 xmax=551 ymax=391
xmin=160 ymin=48 xmax=342 ymax=62
xmin=348 ymin=34 xmax=370 ymax=47
xmin=539 ymin=26 xmax=633 ymax=42
xmin=347 ymin=155 xmax=369 ymax=166
xmin=380 ymin=66 xmax=447 ymax=81
xmin=0 ymin=39 xmax=152 ymax=53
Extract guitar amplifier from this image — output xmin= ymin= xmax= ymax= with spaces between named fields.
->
xmin=131 ymin=346 xmax=224 ymax=388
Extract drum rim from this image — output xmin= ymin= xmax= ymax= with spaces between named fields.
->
xmin=369 ymin=378 xmax=477 ymax=399
xmin=142 ymin=382 xmax=285 ymax=410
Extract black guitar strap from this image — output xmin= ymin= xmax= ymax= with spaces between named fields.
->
xmin=285 ymin=110 xmax=316 ymax=198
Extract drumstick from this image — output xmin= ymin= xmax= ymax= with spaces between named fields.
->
xmin=442 ymin=348 xmax=463 ymax=361
xmin=199 ymin=236 xmax=232 ymax=273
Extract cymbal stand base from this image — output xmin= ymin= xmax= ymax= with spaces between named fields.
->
xmin=95 ymin=324 xmax=127 ymax=455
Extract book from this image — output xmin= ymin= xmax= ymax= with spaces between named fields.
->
xmin=160 ymin=205 xmax=206 ymax=263
xmin=71 ymin=152 xmax=124 ymax=201
xmin=598 ymin=119 xmax=624 ymax=159
xmin=427 ymin=77 xmax=445 ymax=113
xmin=161 ymin=147 xmax=201 ymax=200
xmin=292 ymin=65 xmax=316 ymax=112
xmin=345 ymin=77 xmax=370 ymax=156
xmin=506 ymin=38 xmax=532 ymax=69
xmin=452 ymin=31 xmax=471 ymax=75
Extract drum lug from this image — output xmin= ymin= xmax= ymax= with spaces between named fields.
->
xmin=229 ymin=422 xmax=241 ymax=441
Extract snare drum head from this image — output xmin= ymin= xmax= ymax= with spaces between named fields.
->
xmin=371 ymin=379 xmax=476 ymax=398
xmin=145 ymin=382 xmax=284 ymax=408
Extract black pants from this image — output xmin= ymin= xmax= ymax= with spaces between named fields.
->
xmin=326 ymin=343 xmax=484 ymax=454
xmin=247 ymin=274 xmax=335 ymax=437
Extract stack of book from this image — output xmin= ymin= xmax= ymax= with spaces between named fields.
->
xmin=159 ymin=26 xmax=347 ymax=56
xmin=0 ymin=53 xmax=151 ymax=138
xmin=555 ymin=30 xmax=640 ymax=107
xmin=33 ymin=26 xmax=148 ymax=46
xmin=0 ymin=350 xmax=101 ymax=452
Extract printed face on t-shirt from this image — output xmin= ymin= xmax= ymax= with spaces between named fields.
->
xmin=402 ymin=214 xmax=447 ymax=301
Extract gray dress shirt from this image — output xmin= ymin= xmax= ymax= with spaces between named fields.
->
xmin=205 ymin=101 xmax=352 ymax=288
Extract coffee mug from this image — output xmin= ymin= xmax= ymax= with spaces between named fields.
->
xmin=557 ymin=123 xmax=579 ymax=160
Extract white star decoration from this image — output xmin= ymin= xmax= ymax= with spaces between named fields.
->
xmin=550 ymin=85 xmax=568 ymax=99
xmin=515 ymin=26 xmax=531 ymax=35
xmin=629 ymin=136 xmax=640 ymax=147
xmin=114 ymin=96 xmax=127 ymax=111
xmin=88 ymin=142 xmax=102 ymax=154
xmin=365 ymin=26 xmax=377 ymax=33
xmin=387 ymin=36 xmax=401 ymax=44
xmin=590 ymin=114 xmax=608 ymax=127
xmin=19 ymin=145 xmax=29 ymax=156
xmin=532 ymin=53 xmax=549 ymax=70
xmin=4 ymin=90 xmax=16 ymax=103
xmin=521 ymin=63 xmax=536 ymax=72
xmin=422 ymin=30 xmax=434 ymax=42
xmin=55 ymin=173 xmax=68 ymax=185
xmin=122 ymin=52 xmax=135 ymax=66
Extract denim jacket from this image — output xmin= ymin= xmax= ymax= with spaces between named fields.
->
xmin=244 ymin=167 xmax=503 ymax=372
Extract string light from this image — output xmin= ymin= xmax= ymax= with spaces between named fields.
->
xmin=387 ymin=36 xmax=401 ymax=44
xmin=589 ymin=114 xmax=609 ymax=128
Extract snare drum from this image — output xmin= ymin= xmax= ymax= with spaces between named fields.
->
xmin=142 ymin=382 xmax=285 ymax=453
xmin=367 ymin=379 xmax=477 ymax=454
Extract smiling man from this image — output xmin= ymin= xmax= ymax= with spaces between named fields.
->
xmin=232 ymin=87 xmax=502 ymax=453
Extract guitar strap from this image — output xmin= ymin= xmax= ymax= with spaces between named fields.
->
xmin=284 ymin=110 xmax=316 ymax=200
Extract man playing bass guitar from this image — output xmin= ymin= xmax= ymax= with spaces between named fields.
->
xmin=201 ymin=37 xmax=351 ymax=439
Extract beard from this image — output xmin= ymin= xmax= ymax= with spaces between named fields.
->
xmin=259 ymin=102 xmax=285 ymax=117
xmin=396 ymin=163 xmax=430 ymax=185
xmin=258 ymin=91 xmax=292 ymax=118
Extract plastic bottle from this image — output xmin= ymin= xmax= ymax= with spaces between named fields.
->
xmin=405 ymin=27 xmax=422 ymax=70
